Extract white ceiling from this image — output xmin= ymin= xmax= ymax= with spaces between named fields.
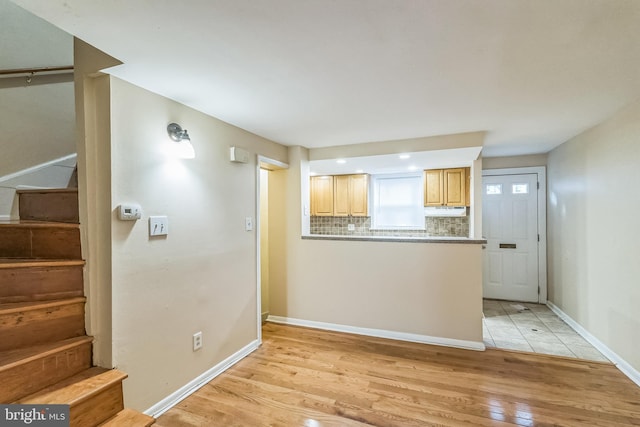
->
xmin=310 ymin=147 xmax=482 ymax=176
xmin=1 ymin=0 xmax=72 ymax=69
xmin=10 ymin=0 xmax=640 ymax=157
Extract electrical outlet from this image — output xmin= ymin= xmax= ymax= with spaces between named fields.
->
xmin=347 ymin=224 xmax=355 ymax=231
xmin=193 ymin=331 xmax=203 ymax=351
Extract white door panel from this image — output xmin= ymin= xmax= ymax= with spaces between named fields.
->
xmin=483 ymin=173 xmax=539 ymax=302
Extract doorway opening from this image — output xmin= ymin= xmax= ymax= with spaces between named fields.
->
xmin=256 ymin=156 xmax=288 ymax=344
xmin=482 ymin=166 xmax=547 ymax=303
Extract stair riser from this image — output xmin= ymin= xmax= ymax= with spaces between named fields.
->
xmin=0 ymin=341 xmax=91 ymax=402
xmin=0 ymin=265 xmax=84 ymax=303
xmin=0 ymin=302 xmax=86 ymax=351
xmin=0 ymin=227 xmax=81 ymax=259
xmin=19 ymin=192 xmax=79 ymax=223
xmin=71 ymin=383 xmax=124 ymax=427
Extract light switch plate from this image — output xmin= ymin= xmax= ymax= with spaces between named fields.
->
xmin=149 ymin=216 xmax=169 ymax=236
xmin=245 ymin=217 xmax=253 ymax=231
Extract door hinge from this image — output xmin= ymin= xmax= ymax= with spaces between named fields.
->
xmin=538 ymin=234 xmax=540 ymax=242
xmin=537 ymin=181 xmax=540 ymax=189
xmin=538 ymin=286 xmax=540 ymax=295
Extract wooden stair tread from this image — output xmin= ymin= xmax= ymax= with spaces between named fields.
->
xmin=99 ymin=408 xmax=155 ymax=426
xmin=0 ymin=296 xmax=86 ymax=314
xmin=17 ymin=368 xmax=128 ymax=406
xmin=17 ymin=188 xmax=78 ymax=194
xmin=0 ymin=336 xmax=93 ymax=370
xmin=0 ymin=259 xmax=85 ymax=268
xmin=15 ymin=367 xmax=108 ymax=402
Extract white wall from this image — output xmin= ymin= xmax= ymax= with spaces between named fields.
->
xmin=547 ymin=98 xmax=640 ymax=374
xmin=107 ymin=78 xmax=287 ymax=410
xmin=482 ymin=153 xmax=548 ymax=170
xmin=272 ymin=238 xmax=484 ymax=344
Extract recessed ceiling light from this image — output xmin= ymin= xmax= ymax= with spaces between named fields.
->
xmin=336 ymin=159 xmax=347 ymax=164
xmin=399 ymin=154 xmax=411 ymax=160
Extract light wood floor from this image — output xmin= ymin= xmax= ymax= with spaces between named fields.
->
xmin=156 ymin=323 xmax=640 ymax=426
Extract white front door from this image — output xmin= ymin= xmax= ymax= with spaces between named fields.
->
xmin=483 ymin=173 xmax=539 ymax=302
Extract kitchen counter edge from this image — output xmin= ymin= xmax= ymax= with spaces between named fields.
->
xmin=302 ymin=235 xmax=487 ymax=244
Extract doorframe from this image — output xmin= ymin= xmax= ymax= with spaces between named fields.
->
xmin=255 ymin=155 xmax=288 ymax=345
xmin=482 ymin=166 xmax=547 ymax=303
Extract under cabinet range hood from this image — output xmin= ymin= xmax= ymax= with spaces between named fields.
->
xmin=424 ymin=207 xmax=467 ymax=217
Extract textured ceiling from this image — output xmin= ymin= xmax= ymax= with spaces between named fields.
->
xmin=10 ymin=0 xmax=640 ymax=156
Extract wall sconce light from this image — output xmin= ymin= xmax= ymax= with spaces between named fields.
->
xmin=167 ymin=122 xmax=195 ymax=159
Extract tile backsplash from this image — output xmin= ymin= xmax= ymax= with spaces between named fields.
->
xmin=310 ymin=215 xmax=469 ymax=238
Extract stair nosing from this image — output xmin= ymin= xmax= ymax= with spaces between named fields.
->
xmin=0 ymin=221 xmax=79 ymax=229
xmin=0 ymin=259 xmax=85 ymax=269
xmin=18 ymin=368 xmax=128 ymax=407
xmin=17 ymin=188 xmax=78 ymax=194
xmin=0 ymin=336 xmax=93 ymax=371
xmin=0 ymin=296 xmax=86 ymax=314
xmin=99 ymin=408 xmax=155 ymax=426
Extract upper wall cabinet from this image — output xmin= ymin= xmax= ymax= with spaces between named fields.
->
xmin=311 ymin=174 xmax=368 ymax=217
xmin=333 ymin=175 xmax=350 ymax=216
xmin=346 ymin=174 xmax=368 ymax=216
xmin=424 ymin=169 xmax=445 ymax=206
xmin=310 ymin=176 xmax=334 ymax=216
xmin=424 ymin=167 xmax=470 ymax=207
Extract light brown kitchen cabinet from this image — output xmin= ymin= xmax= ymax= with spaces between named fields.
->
xmin=444 ymin=168 xmax=466 ymax=206
xmin=348 ymin=174 xmax=368 ymax=216
xmin=333 ymin=175 xmax=350 ymax=216
xmin=424 ymin=169 xmax=445 ymax=206
xmin=310 ymin=176 xmax=334 ymax=216
xmin=311 ymin=174 xmax=368 ymax=216
xmin=424 ymin=168 xmax=467 ymax=207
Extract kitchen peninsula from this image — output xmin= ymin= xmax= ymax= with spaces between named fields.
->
xmin=270 ymin=233 xmax=486 ymax=351
xmin=267 ymin=145 xmax=486 ymax=353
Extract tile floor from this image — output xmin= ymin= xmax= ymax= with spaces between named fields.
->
xmin=483 ymin=299 xmax=609 ymax=362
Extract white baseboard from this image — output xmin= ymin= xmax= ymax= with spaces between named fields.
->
xmin=267 ymin=315 xmax=485 ymax=351
xmin=547 ymin=301 xmax=640 ymax=387
xmin=0 ymin=215 xmax=11 ymax=221
xmin=144 ymin=339 xmax=259 ymax=418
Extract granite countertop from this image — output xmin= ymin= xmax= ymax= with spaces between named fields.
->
xmin=302 ymin=235 xmax=487 ymax=244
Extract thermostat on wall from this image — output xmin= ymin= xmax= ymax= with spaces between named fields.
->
xmin=118 ymin=203 xmax=142 ymax=221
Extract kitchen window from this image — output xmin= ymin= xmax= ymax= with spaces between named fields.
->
xmin=370 ymin=173 xmax=424 ymax=229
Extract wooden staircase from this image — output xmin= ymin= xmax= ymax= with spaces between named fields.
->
xmin=0 ymin=188 xmax=154 ymax=426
